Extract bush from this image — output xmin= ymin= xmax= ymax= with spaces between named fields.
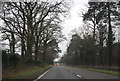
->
xmin=8 ymin=53 xmax=20 ymax=66
xmin=2 ymin=50 xmax=8 ymax=67
xmin=33 ymin=60 xmax=42 ymax=66
xmin=24 ymin=58 xmax=42 ymax=66
xmin=24 ymin=57 xmax=33 ymax=65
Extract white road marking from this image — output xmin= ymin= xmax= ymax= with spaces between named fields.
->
xmin=33 ymin=69 xmax=50 ymax=81
xmin=70 ymin=71 xmax=73 ymax=73
xmin=77 ymin=75 xmax=82 ymax=78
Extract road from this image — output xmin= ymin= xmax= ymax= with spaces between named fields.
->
xmin=35 ymin=66 xmax=119 ymax=80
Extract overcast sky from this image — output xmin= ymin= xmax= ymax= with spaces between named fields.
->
xmin=56 ymin=0 xmax=89 ymax=61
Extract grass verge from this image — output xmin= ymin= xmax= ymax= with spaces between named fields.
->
xmin=3 ymin=65 xmax=53 ymax=79
xmin=68 ymin=65 xmax=119 ymax=76
xmin=87 ymin=68 xmax=119 ymax=76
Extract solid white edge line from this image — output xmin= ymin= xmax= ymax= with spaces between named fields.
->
xmin=77 ymin=75 xmax=82 ymax=78
xmin=33 ymin=69 xmax=50 ymax=81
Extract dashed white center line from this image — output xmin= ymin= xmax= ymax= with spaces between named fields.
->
xmin=70 ymin=71 xmax=73 ymax=73
xmin=77 ymin=75 xmax=82 ymax=78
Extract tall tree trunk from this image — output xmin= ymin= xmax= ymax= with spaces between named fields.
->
xmin=21 ymin=39 xmax=24 ymax=58
xmin=21 ymin=38 xmax=26 ymax=59
xmin=10 ymin=32 xmax=15 ymax=54
xmin=26 ymin=9 xmax=34 ymax=60
xmin=99 ymin=26 xmax=104 ymax=66
xmin=21 ymin=9 xmax=26 ymax=59
xmin=107 ymin=2 xmax=113 ymax=67
xmin=26 ymin=33 xmax=33 ymax=60
xmin=92 ymin=10 xmax=96 ymax=66
xmin=35 ymin=34 xmax=39 ymax=61
xmin=43 ymin=44 xmax=47 ymax=63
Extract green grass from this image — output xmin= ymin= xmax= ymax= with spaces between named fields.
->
xmin=68 ymin=65 xmax=119 ymax=76
xmin=3 ymin=65 xmax=53 ymax=79
xmin=87 ymin=68 xmax=119 ymax=76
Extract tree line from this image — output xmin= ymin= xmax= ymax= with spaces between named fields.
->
xmin=61 ymin=2 xmax=120 ymax=67
xmin=0 ymin=1 xmax=70 ymax=69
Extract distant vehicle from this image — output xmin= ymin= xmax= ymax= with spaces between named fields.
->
xmin=54 ymin=62 xmax=60 ymax=66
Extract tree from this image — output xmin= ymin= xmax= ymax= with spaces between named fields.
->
xmin=83 ymin=2 xmax=117 ymax=66
xmin=0 ymin=1 xmax=70 ymax=64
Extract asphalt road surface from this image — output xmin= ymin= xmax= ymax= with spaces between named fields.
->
xmin=38 ymin=66 xmax=118 ymax=80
